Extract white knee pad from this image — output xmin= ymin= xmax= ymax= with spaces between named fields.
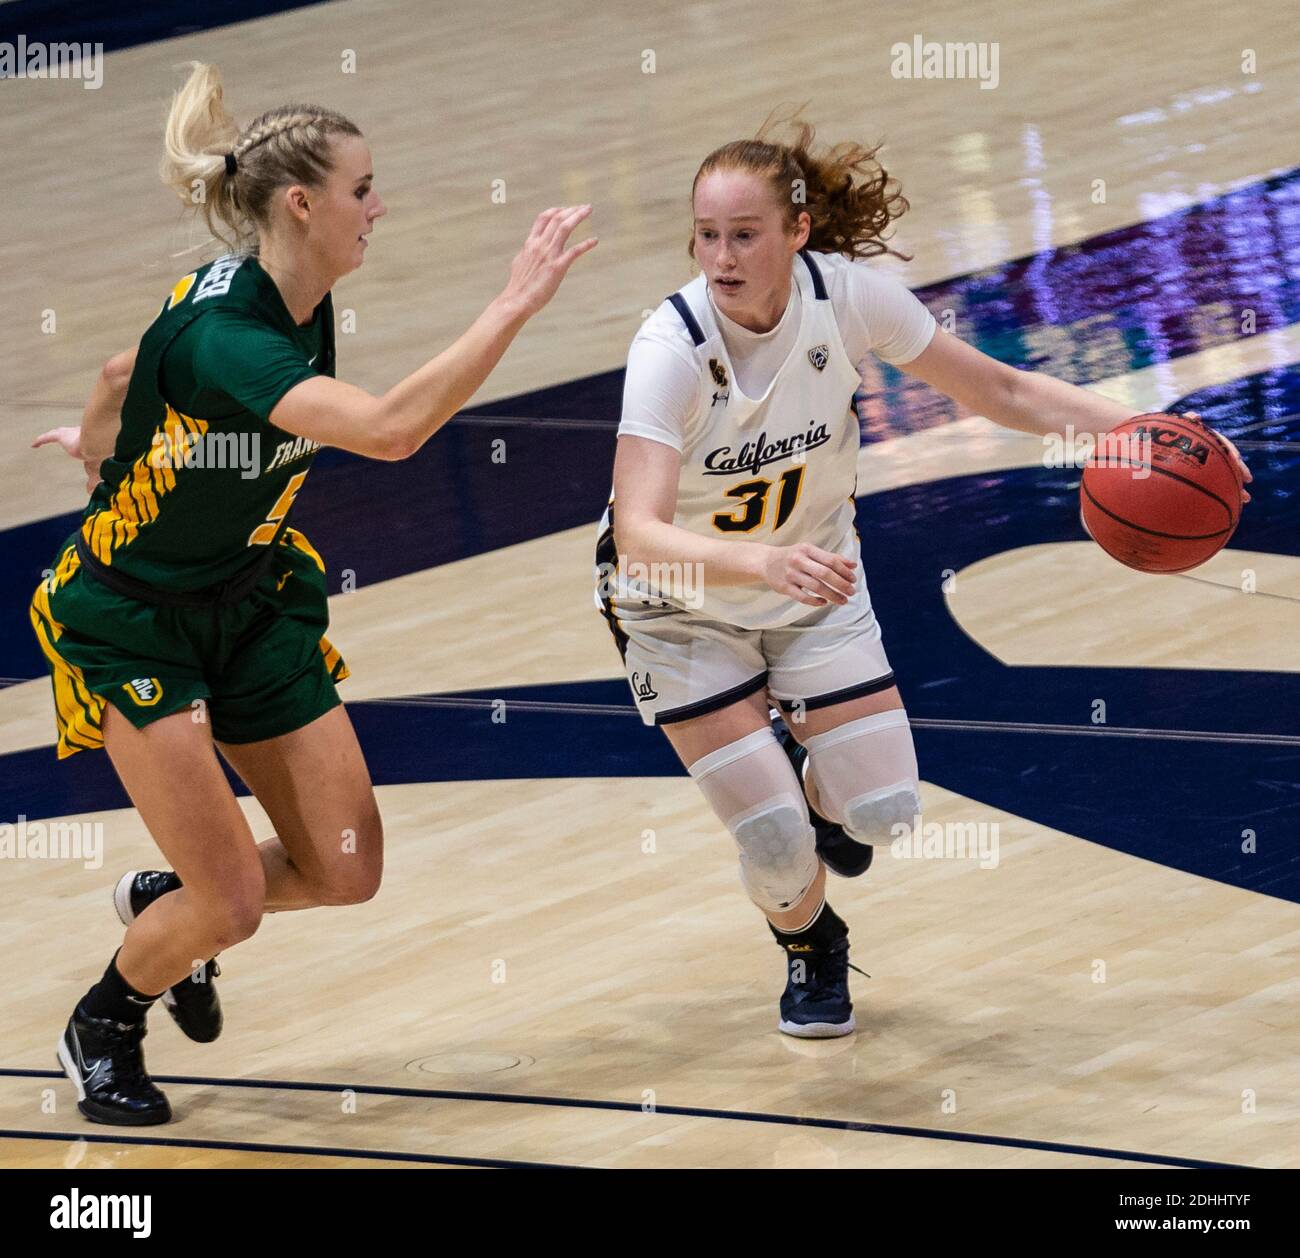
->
xmin=688 ymin=728 xmax=818 ymax=912
xmin=732 ymin=797 xmax=816 ymax=911
xmin=802 ymin=710 xmax=921 ymax=845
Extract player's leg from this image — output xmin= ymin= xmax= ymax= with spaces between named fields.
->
xmin=125 ymin=533 xmax=374 ymax=910
xmin=34 ymin=554 xmax=273 ymax=1118
xmin=660 ymin=687 xmax=826 ymax=927
xmin=599 ymin=594 xmax=857 ymax=1036
xmin=59 ymin=705 xmax=269 ymax=1125
xmin=779 ymin=684 xmax=918 ymax=835
xmin=115 ymin=541 xmax=377 ymax=1051
xmin=119 ymin=703 xmax=380 ymax=957
xmin=215 ymin=703 xmax=383 ymax=912
xmin=769 ymin=705 xmax=875 ymax=878
xmin=105 ymin=709 xmax=271 ymax=985
xmin=783 ymin=687 xmax=921 ymax=845
xmin=199 ymin=535 xmax=380 ymax=909
xmin=663 ymin=688 xmax=828 ymax=930
xmin=115 ymin=706 xmax=381 ymax=1057
xmin=660 ymin=689 xmax=858 ymax=1038
xmin=740 ymin=586 xmax=920 ymax=1036
xmin=767 ymin=583 xmax=921 ymax=850
xmin=611 ymin=601 xmax=828 ymax=926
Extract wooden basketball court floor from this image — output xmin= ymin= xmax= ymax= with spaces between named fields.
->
xmin=1 ymin=0 xmax=1298 ymax=1169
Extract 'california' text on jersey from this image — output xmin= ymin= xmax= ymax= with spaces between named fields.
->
xmin=601 ymin=250 xmax=863 ymax=629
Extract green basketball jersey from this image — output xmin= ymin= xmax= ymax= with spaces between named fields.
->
xmin=81 ymin=253 xmax=336 ymax=590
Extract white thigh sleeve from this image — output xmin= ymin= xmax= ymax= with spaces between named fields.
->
xmin=802 ymin=710 xmax=921 ymax=845
xmin=687 ymin=728 xmax=818 ymax=912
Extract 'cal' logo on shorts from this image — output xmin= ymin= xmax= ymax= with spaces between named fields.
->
xmin=123 ymin=678 xmax=163 ymax=706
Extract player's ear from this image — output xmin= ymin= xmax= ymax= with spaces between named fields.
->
xmin=282 ymin=184 xmax=312 ymax=224
xmin=791 ymin=210 xmax=811 ymax=251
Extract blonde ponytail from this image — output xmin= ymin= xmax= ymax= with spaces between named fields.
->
xmin=160 ymin=62 xmax=362 ymax=253
xmin=160 ymin=62 xmax=244 ymax=250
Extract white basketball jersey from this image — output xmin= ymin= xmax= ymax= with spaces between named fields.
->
xmin=599 ymin=250 xmax=864 ymax=630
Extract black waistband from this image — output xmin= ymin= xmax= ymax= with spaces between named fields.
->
xmin=73 ymin=516 xmax=291 ymax=610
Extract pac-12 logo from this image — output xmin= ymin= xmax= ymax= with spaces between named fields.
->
xmin=807 ymin=344 xmax=829 ymax=372
xmin=122 ymin=678 xmax=163 ymax=706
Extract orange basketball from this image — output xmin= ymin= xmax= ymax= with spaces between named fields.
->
xmin=1080 ymin=414 xmax=1243 ymax=574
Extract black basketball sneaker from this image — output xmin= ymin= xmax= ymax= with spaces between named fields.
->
xmin=770 ymin=907 xmax=866 ymax=1038
xmin=114 ymin=871 xmax=223 ymax=1043
xmin=56 ymin=1008 xmax=171 ymax=1125
xmin=770 ymin=713 xmax=874 ymax=878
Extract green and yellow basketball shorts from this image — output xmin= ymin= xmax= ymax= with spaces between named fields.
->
xmin=29 ymin=528 xmax=350 ymax=759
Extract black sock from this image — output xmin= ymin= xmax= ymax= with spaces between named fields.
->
xmin=769 ymin=901 xmax=848 ymax=951
xmin=77 ymin=951 xmax=164 ymax=1026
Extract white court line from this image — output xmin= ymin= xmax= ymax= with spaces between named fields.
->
xmin=362 ymin=694 xmax=1300 ymax=748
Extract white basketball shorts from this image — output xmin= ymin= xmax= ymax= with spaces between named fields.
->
xmin=599 ymin=579 xmax=896 ymax=727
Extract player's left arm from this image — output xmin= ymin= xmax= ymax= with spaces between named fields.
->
xmin=900 ymin=326 xmax=1132 ymax=437
xmin=897 ymin=327 xmax=1251 ymax=496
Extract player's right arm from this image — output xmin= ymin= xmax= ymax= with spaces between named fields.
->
xmin=612 ymin=436 xmax=857 ymax=610
xmin=612 ymin=316 xmax=856 ymax=609
xmin=81 ymin=347 xmax=136 ymax=459
xmin=32 ymin=346 xmax=137 ymax=492
xmin=270 ymin=205 xmax=597 ymax=460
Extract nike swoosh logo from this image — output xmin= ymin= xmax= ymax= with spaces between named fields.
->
xmin=70 ymin=1028 xmax=108 ymax=1089
xmin=308 ymin=354 xmax=318 ymax=366
xmin=83 ymin=1059 xmax=109 ymax=1089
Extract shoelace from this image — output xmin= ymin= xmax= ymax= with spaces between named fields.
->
xmin=797 ymin=949 xmax=870 ymax=1001
xmin=98 ymin=1021 xmax=153 ymax=1088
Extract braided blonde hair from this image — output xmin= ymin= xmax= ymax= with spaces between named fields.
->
xmin=160 ymin=62 xmax=362 ymax=252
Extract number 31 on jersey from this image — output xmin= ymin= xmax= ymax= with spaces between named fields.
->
xmin=712 ymin=466 xmax=806 ymax=533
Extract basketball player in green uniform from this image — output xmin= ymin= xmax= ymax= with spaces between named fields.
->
xmin=31 ymin=62 xmax=596 ymax=1125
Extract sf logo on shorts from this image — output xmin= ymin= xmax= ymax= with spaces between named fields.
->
xmin=122 ymin=677 xmax=164 ymax=706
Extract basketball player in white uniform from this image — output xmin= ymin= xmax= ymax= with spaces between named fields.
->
xmin=595 ymin=121 xmax=1252 ymax=1037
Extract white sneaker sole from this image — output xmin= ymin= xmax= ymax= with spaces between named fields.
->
xmin=113 ymin=872 xmax=177 ymax=1013
xmin=112 ymin=870 xmax=140 ymax=927
xmin=55 ymin=1030 xmax=87 ymax=1102
xmin=779 ymin=1014 xmax=856 ymax=1038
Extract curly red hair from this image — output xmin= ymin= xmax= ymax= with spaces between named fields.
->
xmin=690 ymin=107 xmax=912 ymax=262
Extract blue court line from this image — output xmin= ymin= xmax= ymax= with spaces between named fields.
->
xmin=0 ymin=1127 xmax=570 ymax=1169
xmin=0 ymin=1068 xmax=1249 ymax=1169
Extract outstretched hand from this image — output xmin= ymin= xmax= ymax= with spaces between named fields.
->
xmin=500 ymin=205 xmax=598 ymax=320
xmin=33 ymin=425 xmax=101 ymax=493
